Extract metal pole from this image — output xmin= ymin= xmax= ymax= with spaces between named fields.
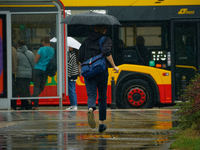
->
xmin=111 ymin=77 xmax=116 ymax=109
xmin=181 ymin=76 xmax=186 ymax=102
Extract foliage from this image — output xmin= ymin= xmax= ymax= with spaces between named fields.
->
xmin=176 ymin=73 xmax=200 ymax=130
xmin=170 ymin=125 xmax=200 ymax=150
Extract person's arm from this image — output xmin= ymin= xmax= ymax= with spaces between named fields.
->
xmin=34 ymin=54 xmax=41 ymax=63
xmin=106 ymin=55 xmax=119 ymax=73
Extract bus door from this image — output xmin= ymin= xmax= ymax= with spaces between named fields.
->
xmin=171 ymin=20 xmax=200 ymax=100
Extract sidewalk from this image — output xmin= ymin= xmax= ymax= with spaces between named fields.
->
xmin=0 ymin=107 xmax=178 ymax=149
xmin=20 ymin=105 xmax=177 ymax=110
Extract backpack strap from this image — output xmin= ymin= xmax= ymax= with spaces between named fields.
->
xmin=99 ymin=36 xmax=106 ymax=52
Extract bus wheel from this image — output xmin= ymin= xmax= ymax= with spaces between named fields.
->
xmin=119 ymin=79 xmax=154 ymax=108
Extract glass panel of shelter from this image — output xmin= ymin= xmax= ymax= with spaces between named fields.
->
xmin=11 ymin=14 xmax=58 ymax=107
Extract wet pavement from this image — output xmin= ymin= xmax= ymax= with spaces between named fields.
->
xmin=0 ymin=107 xmax=178 ymax=149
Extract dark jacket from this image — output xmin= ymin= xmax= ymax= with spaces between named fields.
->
xmin=79 ymin=32 xmax=112 ymax=63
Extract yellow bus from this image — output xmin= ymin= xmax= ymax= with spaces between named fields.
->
xmin=1 ymin=0 xmax=199 ymax=108
xmin=63 ymin=0 xmax=200 ymax=108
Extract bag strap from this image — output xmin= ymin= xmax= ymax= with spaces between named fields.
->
xmin=22 ymin=52 xmax=34 ymax=70
xmin=99 ymin=36 xmax=106 ymax=52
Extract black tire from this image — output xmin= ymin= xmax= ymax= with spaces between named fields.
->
xmin=117 ymin=79 xmax=154 ymax=108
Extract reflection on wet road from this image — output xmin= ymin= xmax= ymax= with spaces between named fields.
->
xmin=0 ymin=109 xmax=178 ymax=149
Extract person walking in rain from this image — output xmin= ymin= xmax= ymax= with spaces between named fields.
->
xmin=79 ymin=25 xmax=119 ymax=132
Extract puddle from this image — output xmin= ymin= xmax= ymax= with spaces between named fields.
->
xmin=0 ymin=109 xmax=178 ymax=149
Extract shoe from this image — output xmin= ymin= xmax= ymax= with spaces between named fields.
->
xmin=33 ymin=107 xmax=38 ymax=110
xmin=66 ymin=106 xmax=77 ymax=110
xmin=26 ymin=106 xmax=32 ymax=110
xmin=11 ymin=107 xmax=16 ymax=110
xmin=18 ymin=107 xmax=26 ymax=110
xmin=87 ymin=109 xmax=96 ymax=128
xmin=99 ymin=124 xmax=107 ymax=132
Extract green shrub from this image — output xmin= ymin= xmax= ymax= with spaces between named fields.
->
xmin=177 ymin=74 xmax=200 ymax=130
xmin=170 ymin=125 xmax=200 ymax=150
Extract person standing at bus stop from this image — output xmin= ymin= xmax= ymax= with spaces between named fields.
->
xmin=66 ymin=46 xmax=79 ymax=110
xmin=32 ymin=37 xmax=54 ymax=110
xmin=11 ymin=46 xmax=18 ymax=110
xmin=79 ymin=25 xmax=119 ymax=132
xmin=16 ymin=40 xmax=35 ymax=110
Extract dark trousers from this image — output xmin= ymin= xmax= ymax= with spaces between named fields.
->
xmin=16 ymin=78 xmax=31 ymax=109
xmin=84 ymin=69 xmax=108 ymax=121
xmin=11 ymin=74 xmax=18 ymax=110
xmin=32 ymin=69 xmax=47 ymax=107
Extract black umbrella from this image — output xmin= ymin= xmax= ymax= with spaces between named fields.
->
xmin=61 ymin=11 xmax=121 ymax=26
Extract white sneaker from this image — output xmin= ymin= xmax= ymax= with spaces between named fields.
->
xmin=66 ymin=106 xmax=78 ymax=110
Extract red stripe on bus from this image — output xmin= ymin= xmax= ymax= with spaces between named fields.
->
xmin=158 ymin=84 xmax=172 ymax=104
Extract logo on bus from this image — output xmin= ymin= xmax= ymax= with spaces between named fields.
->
xmin=178 ymin=8 xmax=195 ymax=14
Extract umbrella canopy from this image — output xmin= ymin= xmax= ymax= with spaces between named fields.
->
xmin=67 ymin=37 xmax=81 ymax=50
xmin=50 ymin=37 xmax=57 ymax=43
xmin=61 ymin=11 xmax=121 ymax=26
xmin=50 ymin=37 xmax=81 ymax=50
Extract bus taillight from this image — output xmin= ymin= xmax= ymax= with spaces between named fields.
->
xmin=162 ymin=73 xmax=169 ymax=76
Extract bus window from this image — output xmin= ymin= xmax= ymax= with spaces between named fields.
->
xmin=119 ymin=26 xmax=135 ymax=47
xmin=174 ymin=23 xmax=197 ymax=66
xmin=137 ymin=27 xmax=161 ymax=47
xmin=119 ymin=26 xmax=162 ymax=48
xmin=118 ymin=23 xmax=168 ymax=68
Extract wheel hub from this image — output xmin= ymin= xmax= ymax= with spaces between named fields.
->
xmin=127 ymin=88 xmax=146 ymax=106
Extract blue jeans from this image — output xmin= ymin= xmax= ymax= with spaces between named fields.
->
xmin=84 ymin=69 xmax=108 ymax=121
xmin=68 ymin=78 xmax=77 ymax=106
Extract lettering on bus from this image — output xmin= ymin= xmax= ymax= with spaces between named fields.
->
xmin=178 ymin=8 xmax=195 ymax=15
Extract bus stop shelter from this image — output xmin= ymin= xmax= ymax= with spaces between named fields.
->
xmin=0 ymin=0 xmax=68 ymax=110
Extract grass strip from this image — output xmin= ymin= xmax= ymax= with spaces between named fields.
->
xmin=170 ymin=128 xmax=200 ymax=150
